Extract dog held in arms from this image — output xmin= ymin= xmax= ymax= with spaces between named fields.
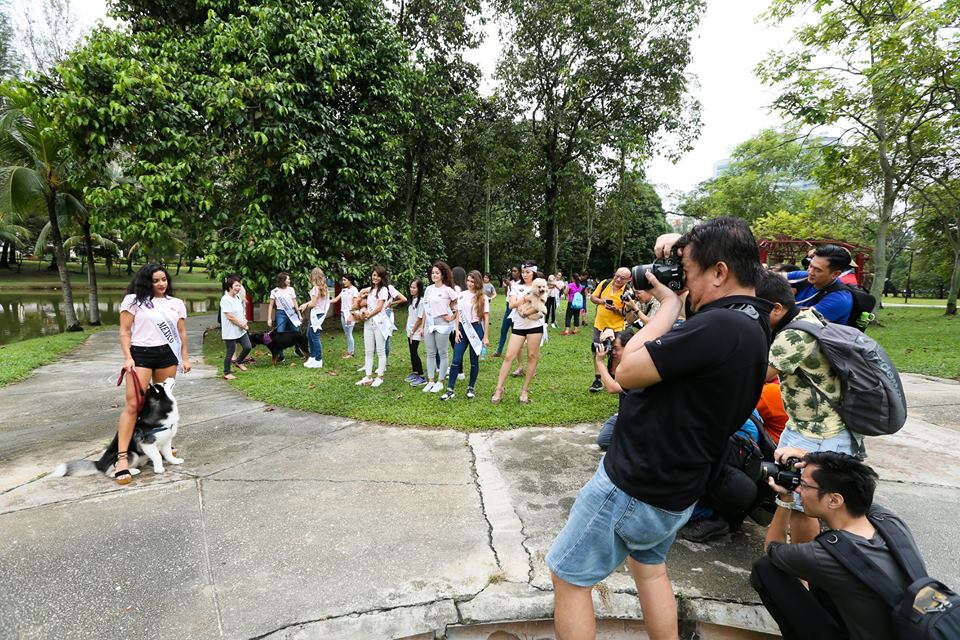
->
xmin=516 ymin=278 xmax=549 ymax=320
xmin=52 ymin=378 xmax=182 ymax=479
xmin=248 ymin=329 xmax=309 ymax=365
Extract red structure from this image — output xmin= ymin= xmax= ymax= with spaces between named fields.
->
xmin=757 ymin=237 xmax=873 ymax=287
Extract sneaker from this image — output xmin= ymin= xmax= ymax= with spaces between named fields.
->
xmin=589 ymin=378 xmax=603 ymax=393
xmin=430 ymin=381 xmax=444 ymax=393
xmin=457 ymin=373 xmax=465 ymax=381
xmin=551 ymin=323 xmax=557 ymax=329
xmin=422 ymin=380 xmax=435 ymax=393
xmin=304 ymin=358 xmax=320 ymax=368
xmin=678 ymin=517 xmax=730 ymax=543
xmin=356 ymin=365 xmax=366 ymax=372
xmin=410 ymin=375 xmax=427 ymax=386
xmin=316 ymin=359 xmax=323 ymax=369
xmin=440 ymin=390 xmax=455 ymax=401
xmin=355 ymin=377 xmax=372 ymax=386
xmin=404 ymin=373 xmax=417 ymax=383
xmin=466 ymin=387 xmax=475 ymax=399
xmin=371 ymin=377 xmax=384 ymax=388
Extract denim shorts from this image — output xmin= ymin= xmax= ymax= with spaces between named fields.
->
xmin=546 ymin=461 xmax=695 ymax=587
xmin=778 ymin=427 xmax=862 ymax=512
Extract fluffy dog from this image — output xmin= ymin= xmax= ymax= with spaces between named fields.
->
xmin=52 ymin=378 xmax=182 ymax=479
xmin=350 ymin=292 xmax=368 ymax=324
xmin=249 ymin=329 xmax=309 ymax=365
xmin=517 ymin=278 xmax=549 ymax=320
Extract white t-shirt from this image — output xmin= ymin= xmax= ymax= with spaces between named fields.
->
xmin=510 ymin=282 xmax=545 ymax=330
xmin=270 ymin=286 xmax=298 ymax=321
xmin=308 ymin=285 xmax=330 ymax=329
xmin=424 ymin=284 xmax=458 ymax=334
xmin=458 ymin=290 xmax=490 ymax=325
xmin=551 ymin=280 xmax=565 ymax=300
xmin=406 ymin=298 xmax=425 ymax=340
xmin=220 ymin=293 xmax=247 ymax=340
xmin=366 ymin=286 xmax=390 ymax=316
xmin=121 ymin=294 xmax=187 ymax=347
xmin=339 ymin=286 xmax=359 ymax=323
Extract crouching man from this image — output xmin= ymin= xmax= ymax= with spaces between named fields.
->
xmin=547 ymin=217 xmax=773 ymax=639
xmin=752 ymin=449 xmax=924 ymax=640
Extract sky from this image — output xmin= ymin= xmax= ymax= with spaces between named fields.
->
xmin=70 ymin=0 xmax=791 ymax=206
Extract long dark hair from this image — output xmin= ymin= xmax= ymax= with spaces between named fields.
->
xmin=432 ymin=261 xmax=454 ymax=288
xmin=126 ymin=263 xmax=174 ymax=304
xmin=452 ymin=266 xmax=467 ymax=291
xmin=410 ymin=278 xmax=424 ymax=306
xmin=371 ymin=264 xmax=389 ymax=293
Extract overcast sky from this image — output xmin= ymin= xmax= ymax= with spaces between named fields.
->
xmin=72 ymin=0 xmax=791 ymax=205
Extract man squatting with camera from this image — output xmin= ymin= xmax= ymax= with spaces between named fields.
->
xmin=546 ymin=217 xmax=774 ymax=639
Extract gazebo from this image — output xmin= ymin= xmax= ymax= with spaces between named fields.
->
xmin=757 ymin=236 xmax=873 ymax=287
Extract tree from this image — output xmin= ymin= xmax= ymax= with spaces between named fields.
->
xmin=494 ymin=0 xmax=703 ymax=274
xmin=758 ymin=0 xmax=952 ymax=302
xmin=15 ymin=0 xmax=83 ymax=72
xmin=0 ymin=81 xmax=81 ymax=330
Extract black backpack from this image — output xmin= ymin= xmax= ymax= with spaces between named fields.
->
xmin=817 ymin=512 xmax=960 ymax=639
xmin=811 ymin=281 xmax=877 ymax=330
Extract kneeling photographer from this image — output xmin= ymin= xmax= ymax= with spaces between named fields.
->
xmin=591 ymin=327 xmax=633 ymax=450
xmin=753 ymin=449 xmax=958 ymax=640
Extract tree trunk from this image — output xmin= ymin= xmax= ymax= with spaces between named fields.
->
xmin=582 ymin=199 xmax=594 ymax=273
xmin=176 ymin=255 xmax=183 ymax=276
xmin=543 ymin=165 xmax=560 ymax=274
xmin=82 ymin=220 xmax=101 ymax=325
xmin=484 ymin=181 xmax=491 ymax=275
xmin=0 ymin=240 xmax=8 ymax=268
xmin=945 ymin=251 xmax=958 ymax=316
xmin=47 ymin=191 xmax=82 ymax=332
xmin=188 ymin=256 xmax=195 ymax=273
xmin=126 ymin=253 xmax=134 ymax=275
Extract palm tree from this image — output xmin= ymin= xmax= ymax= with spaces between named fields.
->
xmin=0 ymin=83 xmax=81 ymax=331
xmin=0 ymin=209 xmax=30 ymax=257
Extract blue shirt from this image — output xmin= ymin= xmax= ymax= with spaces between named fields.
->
xmin=787 ymin=271 xmax=853 ymax=325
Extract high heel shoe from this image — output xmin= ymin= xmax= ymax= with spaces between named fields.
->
xmin=491 ymin=387 xmax=505 ymax=404
xmin=114 ymin=451 xmax=132 ymax=485
xmin=519 ymin=390 xmax=530 ymax=404
xmin=510 ymin=367 xmax=525 ymax=377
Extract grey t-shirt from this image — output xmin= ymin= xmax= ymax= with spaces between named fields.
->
xmin=767 ymin=505 xmax=919 ymax=640
xmin=483 ymin=283 xmax=495 ymax=298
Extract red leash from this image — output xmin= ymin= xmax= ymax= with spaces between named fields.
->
xmin=117 ymin=367 xmax=147 ymax=413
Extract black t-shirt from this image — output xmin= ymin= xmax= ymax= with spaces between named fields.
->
xmin=603 ymin=295 xmax=772 ymax=511
xmin=767 ymin=505 xmax=917 ymax=640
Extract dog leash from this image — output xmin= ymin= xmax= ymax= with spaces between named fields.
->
xmin=117 ymin=367 xmax=147 ymax=413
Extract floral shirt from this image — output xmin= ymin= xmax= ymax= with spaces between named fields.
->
xmin=768 ymin=309 xmax=847 ymax=439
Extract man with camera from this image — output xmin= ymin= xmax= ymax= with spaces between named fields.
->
xmin=547 ymin=217 xmax=772 ymax=640
xmin=752 ymin=448 xmax=923 ymax=640
xmin=588 ymin=267 xmax=631 ymax=393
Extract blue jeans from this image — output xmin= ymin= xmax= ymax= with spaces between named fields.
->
xmin=597 ymin=414 xmax=617 ymax=450
xmin=341 ymin=316 xmax=355 ymax=355
xmin=447 ymin=322 xmax=484 ymax=391
xmin=547 ymin=461 xmax=694 ymax=586
xmin=275 ymin=312 xmax=296 ymax=359
xmin=497 ymin=305 xmax=512 ymax=353
xmin=307 ymin=326 xmax=322 ymax=360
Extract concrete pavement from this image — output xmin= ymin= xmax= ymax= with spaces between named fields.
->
xmin=1 ymin=316 xmax=959 ymax=639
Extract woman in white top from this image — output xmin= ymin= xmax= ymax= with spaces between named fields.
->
xmin=112 ymin=263 xmax=191 ymax=484
xmin=298 ymin=267 xmax=329 ymax=368
xmin=330 ymin=274 xmax=359 ymax=358
xmin=492 ymin=262 xmax=545 ymax=405
xmin=221 ymin=275 xmax=250 ymax=380
xmin=355 ymin=265 xmax=392 ymax=387
xmin=404 ymin=279 xmax=427 ymax=385
xmin=266 ymin=272 xmax=301 ymax=362
xmin=440 ymin=270 xmax=490 ymax=400
xmin=421 ymin=260 xmax=459 ymax=393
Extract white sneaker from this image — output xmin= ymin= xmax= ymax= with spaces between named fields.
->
xmin=356 ymin=365 xmax=366 ymax=372
xmin=457 ymin=373 xmax=465 ymax=381
xmin=371 ymin=377 xmax=384 ymax=388
xmin=316 ymin=359 xmax=323 ymax=368
xmin=304 ymin=358 xmax=320 ymax=368
xmin=430 ymin=381 xmax=443 ymax=393
xmin=355 ymin=377 xmax=372 ymax=386
xmin=422 ymin=380 xmax=435 ymax=393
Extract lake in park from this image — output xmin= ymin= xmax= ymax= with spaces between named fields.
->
xmin=0 ymin=292 xmax=221 ymax=345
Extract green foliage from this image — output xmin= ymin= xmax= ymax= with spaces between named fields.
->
xmin=752 ymin=209 xmax=841 ymax=242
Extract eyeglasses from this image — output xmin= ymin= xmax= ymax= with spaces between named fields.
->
xmin=798 ymin=479 xmax=820 ymax=491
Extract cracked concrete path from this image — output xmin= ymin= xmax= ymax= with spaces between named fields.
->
xmin=1 ymin=316 xmax=959 ymax=639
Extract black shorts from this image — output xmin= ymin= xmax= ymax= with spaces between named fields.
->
xmin=130 ymin=345 xmax=179 ymax=370
xmin=512 ymin=326 xmax=544 ymax=337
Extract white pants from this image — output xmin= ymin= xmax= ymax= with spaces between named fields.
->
xmin=423 ymin=330 xmax=449 ymax=380
xmin=363 ymin=321 xmax=387 ymax=377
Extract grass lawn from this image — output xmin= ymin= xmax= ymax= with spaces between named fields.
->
xmin=0 ymin=328 xmax=104 ymax=387
xmin=203 ymin=305 xmax=617 ymax=430
xmin=880 ymin=297 xmax=949 ymax=307
xmin=871 ymin=307 xmax=959 ymax=380
xmin=0 ymin=261 xmax=219 ymax=292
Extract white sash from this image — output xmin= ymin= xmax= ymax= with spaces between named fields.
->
xmin=275 ymin=290 xmax=301 ymax=328
xmin=457 ymin=297 xmax=484 ymax=356
xmin=373 ymin=310 xmax=394 ymax=338
xmin=139 ymin=300 xmax=183 ymax=372
xmin=310 ymin=297 xmax=329 ymax=331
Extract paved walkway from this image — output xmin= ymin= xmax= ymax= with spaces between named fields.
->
xmin=2 ymin=316 xmax=959 ymax=639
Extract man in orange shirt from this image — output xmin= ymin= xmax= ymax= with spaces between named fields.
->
xmin=757 ymin=381 xmax=788 ymax=444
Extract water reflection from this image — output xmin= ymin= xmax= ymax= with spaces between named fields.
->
xmin=0 ymin=292 xmax=220 ymax=345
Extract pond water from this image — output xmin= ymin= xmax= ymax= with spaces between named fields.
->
xmin=0 ymin=292 xmax=221 ymax=345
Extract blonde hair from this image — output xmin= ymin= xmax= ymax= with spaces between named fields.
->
xmin=310 ymin=268 xmax=328 ymax=298
xmin=468 ymin=270 xmax=485 ymax=318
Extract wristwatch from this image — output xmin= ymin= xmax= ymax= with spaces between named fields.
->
xmin=775 ymin=495 xmax=795 ymax=509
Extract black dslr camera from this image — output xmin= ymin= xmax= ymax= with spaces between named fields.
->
xmin=760 ymin=457 xmax=802 ymax=492
xmin=631 ymin=255 xmax=684 ymax=292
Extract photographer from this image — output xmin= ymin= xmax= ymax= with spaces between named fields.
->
xmin=547 ymin=217 xmax=772 ymax=640
xmin=752 ymin=449 xmax=923 ymax=640
xmin=592 ymin=328 xmax=632 ymax=450
xmin=588 ymin=267 xmax=632 ymax=393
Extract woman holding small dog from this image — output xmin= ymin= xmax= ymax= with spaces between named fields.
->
xmin=221 ymin=275 xmax=250 ymax=380
xmin=492 ymin=262 xmax=545 ymax=404
xmin=356 ymin=265 xmax=393 ymax=388
xmin=114 ymin=263 xmax=192 ymax=484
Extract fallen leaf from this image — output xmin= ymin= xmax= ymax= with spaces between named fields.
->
xmin=264 ymin=406 xmax=275 ymax=412
xmin=328 ymin=371 xmax=338 ymax=376
xmin=307 ymin=383 xmax=316 ymax=389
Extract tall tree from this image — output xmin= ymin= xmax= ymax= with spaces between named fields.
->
xmin=758 ymin=0 xmax=951 ymax=301
xmin=494 ymin=0 xmax=703 ymax=274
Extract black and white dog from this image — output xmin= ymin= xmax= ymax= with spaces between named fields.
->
xmin=53 ymin=378 xmax=183 ymax=479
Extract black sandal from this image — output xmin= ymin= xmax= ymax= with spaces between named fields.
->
xmin=114 ymin=451 xmax=132 ymax=485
